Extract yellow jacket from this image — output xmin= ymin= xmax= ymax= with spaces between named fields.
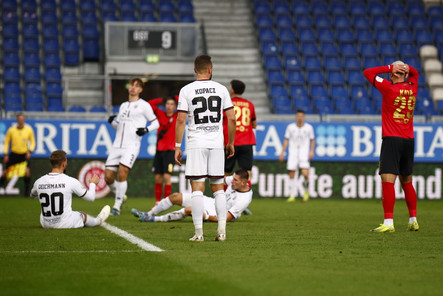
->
xmin=4 ymin=124 xmax=36 ymax=155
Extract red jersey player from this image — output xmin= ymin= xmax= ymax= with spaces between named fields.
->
xmin=363 ymin=61 xmax=419 ymax=233
xmin=223 ymin=80 xmax=257 ymax=180
xmin=149 ymin=96 xmax=178 ymax=206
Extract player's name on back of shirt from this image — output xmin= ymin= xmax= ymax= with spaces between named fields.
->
xmin=38 ymin=183 xmax=66 ymax=189
xmin=233 ymin=101 xmax=250 ymax=107
xmin=195 ymin=87 xmax=216 ymax=95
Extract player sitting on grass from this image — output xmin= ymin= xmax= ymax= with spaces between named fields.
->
xmin=132 ymin=168 xmax=252 ymax=223
xmin=31 ymin=150 xmax=111 ymax=229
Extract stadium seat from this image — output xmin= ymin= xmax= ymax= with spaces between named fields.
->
xmin=44 ymin=53 xmax=61 ymax=67
xmin=379 ymin=42 xmax=398 ymax=56
xmin=363 ymin=57 xmax=380 ymax=69
xmin=22 ymin=23 xmax=39 ymax=37
xmin=2 ymin=0 xmax=18 ymax=9
xmin=102 ymin=11 xmax=118 ymax=22
xmin=324 ymin=56 xmax=342 ymax=70
xmin=336 ymin=28 xmax=354 ymax=42
xmin=275 ymin=13 xmax=293 ymax=28
xmin=287 ymin=70 xmax=305 ymax=85
xmin=317 ymin=29 xmax=335 ymax=42
xmin=2 ymin=9 xmax=19 ymax=23
xmin=22 ymin=9 xmax=38 ymax=23
xmin=24 ymin=66 xmax=42 ymax=82
xmin=391 ymin=16 xmax=409 ymax=31
xmin=43 ymin=38 xmax=60 ymax=52
xmin=269 ymin=83 xmax=288 ymax=100
xmin=410 ymin=16 xmax=429 ymax=30
xmin=387 ymin=2 xmax=406 ymax=16
xmin=344 ymin=56 xmax=362 ymax=70
xmin=353 ymin=16 xmax=370 ymax=29
xmin=63 ymin=25 xmax=79 ymax=38
xmin=3 ymin=37 xmax=19 ymax=52
xmin=341 ymin=43 xmax=358 ymax=57
xmin=25 ymin=83 xmax=43 ymax=97
xmin=2 ymin=23 xmax=19 ymax=36
xmin=314 ymin=98 xmax=333 ymax=113
xmin=368 ymin=2 xmax=386 ymax=16
xmin=140 ymin=0 xmax=156 ymax=13
xmin=334 ymin=97 xmax=352 ymax=111
xmin=121 ymin=11 xmax=137 ymax=22
xmin=179 ymin=13 xmax=195 ymax=23
xmin=158 ymin=0 xmax=175 ymax=12
xmin=300 ymin=42 xmax=319 ymax=56
xmin=4 ymin=94 xmax=23 ymax=108
xmin=312 ymin=2 xmax=328 ymax=15
xmin=356 ymin=29 xmax=375 ymax=43
xmin=304 ymin=56 xmax=322 ymax=70
xmin=278 ymin=28 xmax=296 ymax=41
xmin=293 ymin=96 xmax=312 ymax=111
xmin=4 ymin=82 xmax=21 ymax=95
xmin=83 ymin=25 xmax=99 ymax=39
xmin=284 ymin=55 xmax=302 ymax=70
xmin=295 ymin=15 xmax=312 ymax=28
xmin=336 ymin=105 xmax=355 ymax=114
xmin=177 ymin=0 xmax=193 ymax=13
xmin=328 ymin=70 xmax=346 ymax=85
xmin=61 ymin=10 xmax=77 ymax=24
xmin=307 ymin=70 xmax=325 ymax=84
xmin=414 ymin=29 xmax=434 ymax=47
xmin=90 ymin=106 xmax=107 ymax=113
xmin=45 ymin=67 xmax=62 ymax=82
xmin=281 ymin=42 xmax=298 ymax=55
xmin=264 ymin=55 xmax=282 ymax=69
xmin=42 ymin=24 xmax=59 ymax=37
xmin=407 ymin=3 xmax=425 ymax=17
xmin=399 ymin=42 xmax=418 ymax=57
xmin=334 ymin=15 xmax=351 ymax=28
xmin=82 ymin=11 xmax=98 ymax=24
xmin=349 ymin=2 xmax=366 ymax=15
xmin=140 ymin=12 xmax=157 ymax=22
xmin=396 ymin=29 xmax=412 ymax=44
xmin=376 ymin=29 xmax=394 ymax=43
xmin=314 ymin=14 xmax=332 ymax=29
xmin=292 ymin=2 xmax=309 ymax=15
xmin=351 ymin=85 xmax=369 ymax=100
xmin=4 ymin=66 xmax=21 ymax=81
xmin=372 ymin=16 xmax=390 ymax=29
xmin=69 ymin=105 xmax=86 ymax=112
xmin=258 ymin=27 xmax=277 ymax=41
xmin=347 ymin=70 xmax=366 ymax=85
xmin=310 ymin=85 xmax=329 ymax=100
xmin=83 ymin=39 xmax=100 ymax=60
xmin=320 ymin=42 xmax=339 ymax=56
xmin=360 ymin=43 xmax=378 ymax=57
xmin=261 ymin=41 xmax=279 ymax=55
xmin=267 ymin=69 xmax=285 ymax=84
xmin=41 ymin=10 xmax=58 ymax=24
xmin=256 ymin=13 xmax=273 ymax=28
xmin=331 ymin=85 xmax=351 ymax=101
xmin=46 ymin=83 xmax=63 ymax=97
xmin=290 ymin=84 xmax=308 ymax=98
xmin=3 ymin=52 xmax=20 ymax=66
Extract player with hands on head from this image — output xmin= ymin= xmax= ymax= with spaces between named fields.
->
xmin=175 ymin=54 xmax=236 ymax=242
xmin=31 ymin=150 xmax=111 ymax=229
xmin=363 ymin=61 xmax=419 ymax=232
xmin=148 ymin=96 xmax=178 ymax=206
xmin=105 ymin=78 xmax=159 ymax=216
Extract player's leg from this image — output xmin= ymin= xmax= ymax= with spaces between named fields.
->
xmin=154 ymin=173 xmax=163 ymax=205
xmin=24 ymin=164 xmax=31 ymax=196
xmin=300 ymin=167 xmax=310 ymax=203
xmin=209 ymin=148 xmax=227 ymax=241
xmin=147 ymin=192 xmax=184 ymax=216
xmin=83 ymin=206 xmax=111 ymax=227
xmin=141 ymin=208 xmax=187 ymax=222
xmin=236 ymin=145 xmax=253 ymax=213
xmin=104 ymin=149 xmax=120 ymax=193
xmin=400 ymin=175 xmax=418 ymax=231
xmin=372 ymin=138 xmax=399 ymax=232
xmin=185 ymin=148 xmax=208 ymax=241
xmin=112 ymin=164 xmax=130 ymax=215
xmin=286 ymin=150 xmax=297 ymax=202
xmin=163 ymin=150 xmax=175 ymax=199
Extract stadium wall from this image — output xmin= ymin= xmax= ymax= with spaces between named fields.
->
xmin=0 ymin=119 xmax=441 ymax=199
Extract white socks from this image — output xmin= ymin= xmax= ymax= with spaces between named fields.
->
xmin=214 ymin=190 xmax=227 ymax=235
xmin=383 ymin=219 xmax=394 ymax=226
xmin=113 ymin=180 xmax=127 ymax=210
xmin=156 ymin=208 xmax=186 ymax=222
xmin=84 ymin=214 xmax=100 ymax=227
xmin=289 ymin=177 xmax=296 ymax=198
xmin=191 ymin=191 xmax=204 ymax=236
xmin=150 ymin=196 xmax=173 ymax=216
xmin=409 ymin=217 xmax=417 ymax=223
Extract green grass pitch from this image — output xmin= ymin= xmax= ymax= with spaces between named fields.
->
xmin=1 ymin=196 xmax=442 ymax=296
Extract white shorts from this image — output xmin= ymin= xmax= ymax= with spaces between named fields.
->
xmin=181 ymin=193 xmax=217 ymax=217
xmin=105 ymin=146 xmax=140 ymax=169
xmin=287 ymin=150 xmax=310 ymax=171
xmin=40 ymin=211 xmax=84 ymax=229
xmin=185 ymin=148 xmax=225 ymax=179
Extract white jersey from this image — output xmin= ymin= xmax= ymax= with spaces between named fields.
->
xmin=177 ymin=80 xmax=233 ymax=149
xmin=31 ymin=173 xmax=89 ymax=228
xmin=284 ymin=122 xmax=315 ymax=154
xmin=224 ymin=176 xmax=253 ymax=220
xmin=113 ymin=99 xmax=158 ymax=148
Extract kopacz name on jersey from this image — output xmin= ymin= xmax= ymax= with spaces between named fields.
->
xmin=38 ymin=183 xmax=66 ymax=189
xmin=195 ymin=88 xmax=216 ymax=95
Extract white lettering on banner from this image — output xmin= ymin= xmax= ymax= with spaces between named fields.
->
xmin=255 ymin=125 xmax=283 ymax=157
xmin=373 ymin=126 xmax=382 ymax=157
xmin=60 ymin=124 xmax=72 ymax=154
xmin=35 ymin=123 xmax=57 ymax=154
xmin=318 ymin=174 xmax=333 ymax=198
xmin=414 ymin=126 xmax=433 ymax=157
xmin=427 ymin=127 xmax=443 ymax=158
xmin=351 ymin=126 xmax=374 ymax=157
xmin=427 ymin=168 xmax=441 ymax=199
xmin=89 ymin=124 xmax=114 ymax=155
xmin=71 ymin=124 xmax=95 ymax=155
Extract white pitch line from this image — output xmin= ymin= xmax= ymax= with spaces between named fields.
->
xmin=101 ymin=222 xmax=164 ymax=252
xmin=1 ymin=250 xmax=143 ymax=254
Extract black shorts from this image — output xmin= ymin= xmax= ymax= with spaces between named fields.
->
xmin=153 ymin=150 xmax=175 ymax=175
xmin=225 ymin=145 xmax=253 ymax=173
xmin=379 ymin=137 xmax=414 ymax=176
xmin=6 ymin=152 xmax=29 ymax=168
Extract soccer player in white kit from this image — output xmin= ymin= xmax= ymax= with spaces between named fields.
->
xmin=105 ymin=78 xmax=159 ymax=215
xmin=175 ymin=55 xmax=236 ymax=242
xmin=279 ymin=110 xmax=315 ymax=203
xmin=132 ymin=168 xmax=252 ymax=223
xmin=30 ymin=150 xmax=110 ymax=229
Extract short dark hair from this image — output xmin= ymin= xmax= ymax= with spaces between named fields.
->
xmin=194 ymin=55 xmax=212 ymax=73
xmin=296 ymin=109 xmax=305 ymax=114
xmin=50 ymin=150 xmax=67 ymax=168
xmin=230 ymin=80 xmax=245 ymax=95
xmin=164 ymin=96 xmax=178 ymax=106
xmin=234 ymin=168 xmax=249 ymax=181
xmin=129 ymin=78 xmax=144 ymax=88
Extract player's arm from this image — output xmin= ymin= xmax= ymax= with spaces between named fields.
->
xmin=407 ymin=65 xmax=419 ymax=85
xmin=175 ymin=111 xmax=187 ymax=166
xmin=279 ymin=138 xmax=289 ymax=162
xmin=77 ymin=175 xmax=99 ymax=202
xmin=4 ymin=128 xmax=11 ymax=156
xmin=225 ymin=107 xmax=236 ymax=159
xmin=28 ymin=127 xmax=36 ymax=153
xmin=309 ymin=138 xmax=315 ymax=160
xmin=136 ymin=105 xmax=160 ymax=136
xmin=363 ymin=66 xmax=392 ymax=85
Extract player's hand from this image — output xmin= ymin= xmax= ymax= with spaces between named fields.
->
xmin=392 ymin=63 xmax=408 ymax=77
xmin=136 ymin=128 xmax=148 ymax=136
xmin=278 ymin=154 xmax=284 ymax=162
xmin=226 ymin=144 xmax=235 ymax=159
xmin=107 ymin=115 xmax=117 ymax=124
xmin=175 ymin=148 xmax=182 ymax=166
xmin=89 ymin=174 xmax=100 ymax=185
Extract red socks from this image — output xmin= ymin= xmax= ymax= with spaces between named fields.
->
xmin=382 ymin=182 xmax=395 ymax=219
xmin=164 ymin=184 xmax=172 ymax=199
xmin=155 ymin=183 xmax=162 ymax=202
xmin=402 ymin=182 xmax=417 ymax=217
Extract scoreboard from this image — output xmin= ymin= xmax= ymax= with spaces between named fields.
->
xmin=128 ymin=30 xmax=176 ymax=49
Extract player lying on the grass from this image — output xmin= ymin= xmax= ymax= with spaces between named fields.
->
xmin=30 ymin=150 xmax=111 ymax=229
xmin=132 ymin=168 xmax=252 ymax=223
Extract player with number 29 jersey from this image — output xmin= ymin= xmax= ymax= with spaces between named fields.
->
xmin=363 ymin=65 xmax=419 ymax=139
xmin=177 ymin=80 xmax=233 ymax=149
